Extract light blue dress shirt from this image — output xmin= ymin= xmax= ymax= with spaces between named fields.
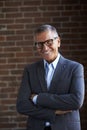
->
xmin=45 ymin=62 xmax=54 ymax=89
xmin=33 ymin=53 xmax=60 ymax=126
xmin=44 ymin=53 xmax=60 ymax=89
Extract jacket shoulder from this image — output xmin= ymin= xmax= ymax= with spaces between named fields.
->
xmin=60 ymin=55 xmax=84 ymax=72
xmin=24 ymin=60 xmax=43 ymax=70
xmin=62 ymin=56 xmax=83 ymax=67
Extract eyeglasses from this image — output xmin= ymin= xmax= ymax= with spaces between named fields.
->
xmin=35 ymin=37 xmax=58 ymax=49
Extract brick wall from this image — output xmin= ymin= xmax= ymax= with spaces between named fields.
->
xmin=0 ymin=0 xmax=87 ymax=130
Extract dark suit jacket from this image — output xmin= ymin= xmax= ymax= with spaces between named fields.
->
xmin=16 ymin=55 xmax=85 ymax=130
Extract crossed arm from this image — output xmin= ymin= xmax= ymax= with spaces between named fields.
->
xmin=30 ymin=94 xmax=72 ymax=115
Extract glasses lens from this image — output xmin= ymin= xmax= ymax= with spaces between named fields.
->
xmin=35 ymin=37 xmax=57 ymax=48
xmin=35 ymin=42 xmax=42 ymax=48
xmin=38 ymin=43 xmax=43 ymax=48
xmin=46 ymin=39 xmax=53 ymax=46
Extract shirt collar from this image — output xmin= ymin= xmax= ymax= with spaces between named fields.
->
xmin=44 ymin=53 xmax=60 ymax=70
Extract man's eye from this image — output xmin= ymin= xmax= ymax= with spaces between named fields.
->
xmin=38 ymin=42 xmax=43 ymax=46
xmin=47 ymin=39 xmax=53 ymax=44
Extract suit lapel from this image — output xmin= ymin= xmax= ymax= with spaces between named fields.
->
xmin=37 ymin=55 xmax=66 ymax=92
xmin=49 ymin=55 xmax=66 ymax=91
xmin=37 ymin=60 xmax=48 ymax=92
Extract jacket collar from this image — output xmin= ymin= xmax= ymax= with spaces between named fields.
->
xmin=37 ymin=54 xmax=66 ymax=92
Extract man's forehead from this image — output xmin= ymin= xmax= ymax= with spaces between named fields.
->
xmin=35 ymin=30 xmax=56 ymax=38
xmin=35 ymin=31 xmax=55 ymax=41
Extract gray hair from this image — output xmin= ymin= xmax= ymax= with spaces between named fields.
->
xmin=34 ymin=24 xmax=59 ymax=37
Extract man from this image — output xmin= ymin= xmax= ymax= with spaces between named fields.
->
xmin=16 ymin=24 xmax=85 ymax=130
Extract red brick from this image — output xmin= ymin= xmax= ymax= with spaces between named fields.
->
xmin=0 ymin=117 xmax=9 ymax=122
xmin=0 ymin=76 xmax=17 ymax=82
xmin=0 ymin=2 xmax=3 ymax=7
xmin=0 ymin=30 xmax=15 ymax=35
xmin=4 ymin=47 xmax=21 ymax=52
xmin=0 ymin=64 xmax=16 ymax=70
xmin=24 ymin=12 xmax=41 ymax=17
xmin=16 ymin=52 xmax=33 ymax=58
xmin=73 ymin=5 xmax=82 ymax=10
xmin=16 ymin=29 xmax=33 ymax=35
xmin=0 ymin=13 xmax=4 ymax=18
xmin=43 ymin=0 xmax=60 ymax=5
xmin=6 ymin=13 xmax=22 ymax=18
xmin=0 ymin=82 xmax=7 ymax=87
xmin=8 ymin=81 xmax=20 ymax=87
xmin=15 ymin=18 xmax=32 ymax=23
xmin=0 ymin=123 xmax=17 ymax=128
xmin=18 ymin=122 xmax=26 ymax=128
xmin=62 ymin=22 xmax=79 ymax=27
xmin=20 ymin=6 xmax=37 ymax=12
xmin=0 ymin=106 xmax=8 ymax=111
xmin=8 ymin=58 xmax=26 ymax=64
xmin=43 ymin=12 xmax=60 ymax=17
xmin=61 ymin=0 xmax=79 ymax=4
xmin=53 ymin=17 xmax=69 ymax=22
xmin=5 ymin=1 xmax=22 ymax=7
xmin=80 ymin=0 xmax=87 ymax=4
xmin=22 ymin=46 xmax=33 ymax=51
xmin=71 ymin=16 xmax=86 ymax=22
xmin=9 ymin=93 xmax=18 ymax=98
xmin=0 ymin=19 xmax=14 ymax=24
xmin=0 ymin=42 xmax=15 ymax=47
xmin=0 ymin=111 xmax=17 ymax=117
xmin=61 ymin=11 xmax=79 ymax=16
xmin=25 ymin=24 xmax=40 ymax=30
xmin=6 ymin=35 xmax=23 ymax=41
xmin=14 ymin=115 xmax=27 ymax=122
xmin=0 ymin=93 xmax=8 ymax=99
xmin=0 ymin=53 xmax=15 ymax=58
xmin=10 ymin=69 xmax=23 ymax=75
xmin=24 ymin=1 xmax=41 ymax=6
xmin=7 ymin=24 xmax=24 ymax=29
xmin=1 ymin=99 xmax=16 ymax=105
xmin=16 ymin=40 xmax=33 ymax=46
xmin=83 ymin=5 xmax=87 ymax=10
xmin=0 ymin=36 xmax=5 ymax=41
xmin=2 ymin=7 xmax=19 ymax=12
xmin=24 ymin=35 xmax=33 ymax=40
xmin=34 ymin=17 xmax=51 ymax=23
xmin=0 ymin=70 xmax=9 ymax=75
xmin=16 ymin=64 xmax=27 ymax=69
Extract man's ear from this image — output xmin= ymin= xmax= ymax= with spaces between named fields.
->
xmin=57 ymin=37 xmax=61 ymax=47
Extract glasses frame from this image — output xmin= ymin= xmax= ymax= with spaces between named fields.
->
xmin=35 ymin=37 xmax=58 ymax=49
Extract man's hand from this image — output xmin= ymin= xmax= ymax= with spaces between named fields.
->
xmin=30 ymin=94 xmax=36 ymax=100
xmin=55 ymin=110 xmax=72 ymax=115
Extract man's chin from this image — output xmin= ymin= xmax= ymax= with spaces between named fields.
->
xmin=44 ymin=56 xmax=53 ymax=62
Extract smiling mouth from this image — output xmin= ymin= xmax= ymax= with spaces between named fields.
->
xmin=43 ymin=51 xmax=50 ymax=55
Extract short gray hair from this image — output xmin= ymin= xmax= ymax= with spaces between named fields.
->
xmin=34 ymin=24 xmax=59 ymax=37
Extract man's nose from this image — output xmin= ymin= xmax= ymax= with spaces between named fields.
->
xmin=43 ymin=43 xmax=49 ymax=50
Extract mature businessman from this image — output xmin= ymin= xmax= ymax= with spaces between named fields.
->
xmin=16 ymin=24 xmax=85 ymax=130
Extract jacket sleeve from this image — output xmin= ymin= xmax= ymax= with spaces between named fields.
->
xmin=36 ymin=63 xmax=85 ymax=111
xmin=16 ymin=66 xmax=55 ymax=123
